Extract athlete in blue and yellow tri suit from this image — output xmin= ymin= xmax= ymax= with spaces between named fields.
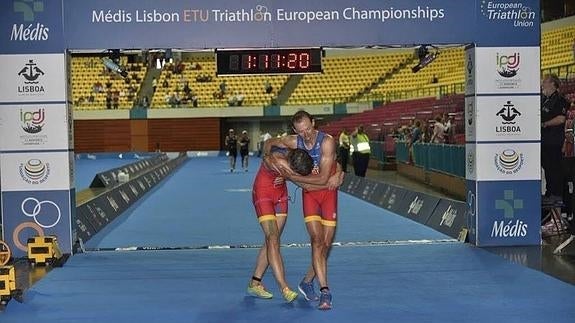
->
xmin=263 ymin=110 xmax=343 ymax=310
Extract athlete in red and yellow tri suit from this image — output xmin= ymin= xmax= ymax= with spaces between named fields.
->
xmin=252 ymin=155 xmax=288 ymax=223
xmin=247 ymin=148 xmax=314 ymax=303
xmin=302 ymin=162 xmax=338 ymax=227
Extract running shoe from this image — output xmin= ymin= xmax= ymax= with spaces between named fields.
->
xmin=282 ymin=287 xmax=298 ymax=303
xmin=318 ymin=290 xmax=332 ymax=310
xmin=298 ymin=279 xmax=319 ymax=301
xmin=247 ymin=284 xmax=273 ymax=299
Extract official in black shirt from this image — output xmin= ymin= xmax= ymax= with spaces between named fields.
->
xmin=541 ymin=75 xmax=568 ymax=198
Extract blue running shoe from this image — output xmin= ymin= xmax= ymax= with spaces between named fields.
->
xmin=298 ymin=279 xmax=319 ymax=301
xmin=318 ymin=290 xmax=332 ymax=310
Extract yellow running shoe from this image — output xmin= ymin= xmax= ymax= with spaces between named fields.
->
xmin=282 ymin=287 xmax=298 ymax=303
xmin=247 ymin=283 xmax=273 ymax=299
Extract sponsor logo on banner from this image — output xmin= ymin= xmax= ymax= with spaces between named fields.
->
xmin=467 ymin=101 xmax=474 ymax=127
xmin=467 ymin=150 xmax=475 ymax=177
xmin=495 ymin=100 xmax=522 ymax=135
xmin=107 ymin=195 xmax=119 ymax=212
xmin=491 ymin=190 xmax=527 ymax=238
xmin=119 ymin=189 xmax=130 ymax=203
xmin=19 ymin=107 xmax=48 ymax=146
xmin=20 ymin=107 xmax=44 ymax=133
xmin=467 ymin=190 xmax=476 ymax=236
xmin=494 ymin=149 xmax=524 ymax=174
xmin=466 ymin=53 xmax=474 ymax=88
xmin=17 ymin=59 xmax=46 ymax=95
xmin=440 ymin=205 xmax=458 ymax=228
xmin=21 ymin=196 xmax=61 ymax=228
xmin=129 ymin=184 xmax=139 ymax=197
xmin=495 ymin=52 xmax=521 ymax=89
xmin=19 ymin=158 xmax=50 ymax=184
xmin=465 ymin=98 xmax=475 ymax=140
xmin=11 ymin=0 xmax=50 ymax=41
xmin=407 ymin=196 xmax=424 ymax=216
xmin=479 ymin=1 xmax=536 ymax=27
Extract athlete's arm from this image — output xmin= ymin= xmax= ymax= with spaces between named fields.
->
xmin=293 ymin=162 xmax=343 ymax=191
xmin=283 ymin=136 xmax=337 ymax=186
xmin=262 ymin=136 xmax=297 ymax=173
xmin=262 ymin=135 xmax=297 ymax=156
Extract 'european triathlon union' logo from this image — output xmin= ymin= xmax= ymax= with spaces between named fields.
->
xmin=491 ymin=190 xmax=527 ymax=238
xmin=13 ymin=0 xmax=44 ymax=22
xmin=479 ymin=1 xmax=536 ymax=28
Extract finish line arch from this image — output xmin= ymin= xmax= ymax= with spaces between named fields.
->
xmin=0 ymin=0 xmax=541 ymax=255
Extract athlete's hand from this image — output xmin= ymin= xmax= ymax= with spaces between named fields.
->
xmin=275 ymin=165 xmax=293 ymax=179
xmin=273 ymin=176 xmax=285 ymax=186
xmin=327 ymin=172 xmax=342 ymax=190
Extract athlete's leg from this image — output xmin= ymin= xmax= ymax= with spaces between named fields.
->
xmin=250 ymin=215 xmax=287 ymax=286
xmin=304 ymin=220 xmax=335 ymax=291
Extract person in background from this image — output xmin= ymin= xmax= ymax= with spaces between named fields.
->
xmin=225 ymin=129 xmax=238 ymax=172
xmin=338 ymin=129 xmax=350 ymax=172
xmin=541 ymin=74 xmax=568 ymax=202
xmin=239 ymin=130 xmax=251 ymax=172
xmin=430 ymin=115 xmax=445 ymax=144
xmin=350 ymin=125 xmax=371 ymax=177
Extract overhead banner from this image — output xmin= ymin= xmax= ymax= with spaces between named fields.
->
xmin=53 ymin=0 xmax=540 ymax=49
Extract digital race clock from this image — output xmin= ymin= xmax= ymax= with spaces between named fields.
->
xmin=215 ymin=48 xmax=323 ymax=75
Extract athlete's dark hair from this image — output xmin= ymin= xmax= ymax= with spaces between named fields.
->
xmin=287 ymin=148 xmax=314 ymax=176
xmin=291 ymin=110 xmax=314 ymax=125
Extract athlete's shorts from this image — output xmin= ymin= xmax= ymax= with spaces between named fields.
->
xmin=252 ymin=166 xmax=288 ymax=223
xmin=302 ymin=189 xmax=338 ymax=227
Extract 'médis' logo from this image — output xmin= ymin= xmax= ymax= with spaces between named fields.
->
xmin=480 ymin=1 xmax=536 ymax=27
xmin=491 ymin=190 xmax=527 ymax=238
xmin=11 ymin=0 xmax=49 ymax=41
xmin=496 ymin=52 xmax=520 ymax=78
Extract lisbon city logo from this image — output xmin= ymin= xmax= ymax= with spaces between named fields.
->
xmin=19 ymin=158 xmax=50 ymax=184
xmin=495 ymin=100 xmax=522 ymax=135
xmin=17 ymin=59 xmax=46 ymax=95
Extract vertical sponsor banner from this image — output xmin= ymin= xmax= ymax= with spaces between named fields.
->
xmin=468 ymin=45 xmax=541 ymax=246
xmin=1 ymin=1 xmax=73 ymax=256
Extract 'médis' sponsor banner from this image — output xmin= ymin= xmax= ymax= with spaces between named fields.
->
xmin=0 ymin=54 xmax=66 ymax=102
xmin=475 ymin=180 xmax=540 ymax=246
xmin=0 ymin=0 xmax=64 ymax=54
